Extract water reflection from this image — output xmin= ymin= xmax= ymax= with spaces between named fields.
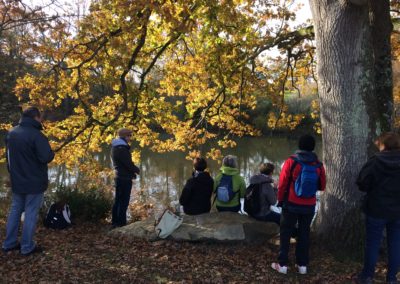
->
xmin=0 ymin=136 xmax=322 ymax=209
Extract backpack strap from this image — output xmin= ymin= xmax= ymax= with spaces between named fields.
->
xmin=212 ymin=174 xmax=241 ymax=207
xmin=212 ymin=190 xmax=241 ymax=208
xmin=212 ymin=193 xmax=217 ymax=206
xmin=283 ymin=157 xmax=299 ymax=205
xmin=212 ymin=174 xmax=226 ymax=206
xmin=211 ymin=174 xmax=223 ymax=206
xmin=296 ymin=158 xmax=323 ymax=169
xmin=284 ymin=157 xmax=323 ymax=203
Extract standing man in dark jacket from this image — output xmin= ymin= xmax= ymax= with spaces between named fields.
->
xmin=179 ymin=158 xmax=214 ymax=215
xmin=354 ymin=132 xmax=400 ymax=284
xmin=271 ymin=135 xmax=326 ymax=275
xmin=2 ymin=107 xmax=54 ymax=256
xmin=111 ymin=128 xmax=140 ymax=228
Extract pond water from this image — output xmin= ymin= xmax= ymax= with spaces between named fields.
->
xmin=0 ymin=136 xmax=322 ymax=214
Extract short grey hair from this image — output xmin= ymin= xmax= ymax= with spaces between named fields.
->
xmin=222 ymin=155 xmax=238 ymax=168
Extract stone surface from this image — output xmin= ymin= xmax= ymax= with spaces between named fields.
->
xmin=110 ymin=212 xmax=279 ymax=243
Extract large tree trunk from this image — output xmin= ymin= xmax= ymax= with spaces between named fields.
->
xmin=308 ymin=0 xmax=392 ymax=250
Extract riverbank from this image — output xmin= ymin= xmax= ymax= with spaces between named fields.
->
xmin=0 ymin=219 xmax=390 ymax=283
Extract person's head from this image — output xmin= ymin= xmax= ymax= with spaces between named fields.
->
xmin=193 ymin=157 xmax=207 ymax=172
xmin=298 ymin=134 xmax=315 ymax=152
xmin=222 ymin=155 xmax=238 ymax=168
xmin=117 ymin=128 xmax=133 ymax=142
xmin=22 ymin=106 xmax=41 ymax=122
xmin=259 ymin=162 xmax=275 ymax=176
xmin=375 ymin=132 xmax=400 ymax=152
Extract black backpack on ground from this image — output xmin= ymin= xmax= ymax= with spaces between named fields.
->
xmin=44 ymin=202 xmax=72 ymax=229
xmin=244 ymin=183 xmax=264 ymax=217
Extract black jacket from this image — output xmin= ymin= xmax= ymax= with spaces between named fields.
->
xmin=357 ymin=150 xmax=400 ymax=220
xmin=6 ymin=117 xmax=54 ymax=194
xmin=179 ymin=171 xmax=214 ymax=215
xmin=111 ymin=138 xmax=140 ymax=180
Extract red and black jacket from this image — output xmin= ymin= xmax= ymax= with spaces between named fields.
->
xmin=278 ymin=152 xmax=326 ymax=206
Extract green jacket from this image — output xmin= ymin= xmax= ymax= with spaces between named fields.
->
xmin=214 ymin=166 xmax=246 ymax=207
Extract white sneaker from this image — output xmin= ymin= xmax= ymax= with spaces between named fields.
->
xmin=271 ymin=263 xmax=288 ymax=274
xmin=296 ymin=265 xmax=307 ymax=275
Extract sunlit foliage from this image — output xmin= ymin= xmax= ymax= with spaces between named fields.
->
xmin=392 ymin=2 xmax=400 ymax=129
xmin=2 ymin=0 xmax=315 ymax=172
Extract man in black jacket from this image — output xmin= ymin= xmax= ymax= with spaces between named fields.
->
xmin=2 ymin=107 xmax=54 ymax=256
xmin=354 ymin=132 xmax=400 ymax=284
xmin=111 ymin=128 xmax=140 ymax=227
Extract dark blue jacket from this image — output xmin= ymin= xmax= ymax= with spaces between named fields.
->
xmin=6 ymin=117 xmax=54 ymax=194
xmin=111 ymin=138 xmax=140 ymax=180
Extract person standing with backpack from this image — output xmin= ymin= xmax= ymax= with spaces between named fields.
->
xmin=246 ymin=162 xmax=280 ymax=225
xmin=2 ymin=107 xmax=54 ymax=256
xmin=214 ymin=155 xmax=246 ymax=213
xmin=271 ymin=135 xmax=326 ymax=275
xmin=111 ymin=128 xmax=140 ymax=228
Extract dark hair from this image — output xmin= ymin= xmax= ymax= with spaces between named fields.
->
xmin=22 ymin=106 xmax=41 ymax=119
xmin=193 ymin=157 xmax=207 ymax=171
xmin=376 ymin=132 xmax=400 ymax=151
xmin=259 ymin=162 xmax=275 ymax=175
xmin=298 ymin=134 xmax=315 ymax=151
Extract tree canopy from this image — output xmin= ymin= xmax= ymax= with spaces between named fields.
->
xmin=1 ymin=0 xmax=317 ymax=176
xmin=1 ymin=0 xmax=399 ymax=184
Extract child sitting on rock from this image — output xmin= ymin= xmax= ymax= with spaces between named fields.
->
xmin=179 ymin=158 xmax=214 ymax=215
xmin=248 ymin=163 xmax=280 ymax=225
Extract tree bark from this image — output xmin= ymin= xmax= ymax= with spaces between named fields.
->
xmin=308 ymin=0 xmax=378 ymax=250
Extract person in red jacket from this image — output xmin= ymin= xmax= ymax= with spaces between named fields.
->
xmin=271 ymin=134 xmax=326 ymax=275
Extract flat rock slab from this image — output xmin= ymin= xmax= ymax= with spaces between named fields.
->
xmin=110 ymin=212 xmax=279 ymax=243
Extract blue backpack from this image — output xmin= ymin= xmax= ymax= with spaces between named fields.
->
xmin=216 ymin=174 xmax=236 ymax=202
xmin=292 ymin=158 xmax=322 ymax=198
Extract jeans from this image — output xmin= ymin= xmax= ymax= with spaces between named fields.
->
xmin=216 ymin=204 xmax=241 ymax=213
xmin=3 ymin=192 xmax=44 ymax=254
xmin=278 ymin=209 xmax=314 ymax=266
xmin=255 ymin=211 xmax=281 ymax=225
xmin=111 ymin=178 xmax=132 ymax=226
xmin=360 ymin=215 xmax=400 ymax=282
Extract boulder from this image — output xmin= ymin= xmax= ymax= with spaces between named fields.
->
xmin=110 ymin=212 xmax=279 ymax=243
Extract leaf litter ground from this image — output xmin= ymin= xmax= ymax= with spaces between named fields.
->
xmin=0 ymin=219 xmax=391 ymax=283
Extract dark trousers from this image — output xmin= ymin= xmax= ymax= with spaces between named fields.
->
xmin=254 ymin=211 xmax=281 ymax=225
xmin=278 ymin=209 xmax=314 ymax=266
xmin=360 ymin=215 xmax=400 ymax=282
xmin=216 ymin=205 xmax=241 ymax=213
xmin=112 ymin=178 xmax=132 ymax=227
